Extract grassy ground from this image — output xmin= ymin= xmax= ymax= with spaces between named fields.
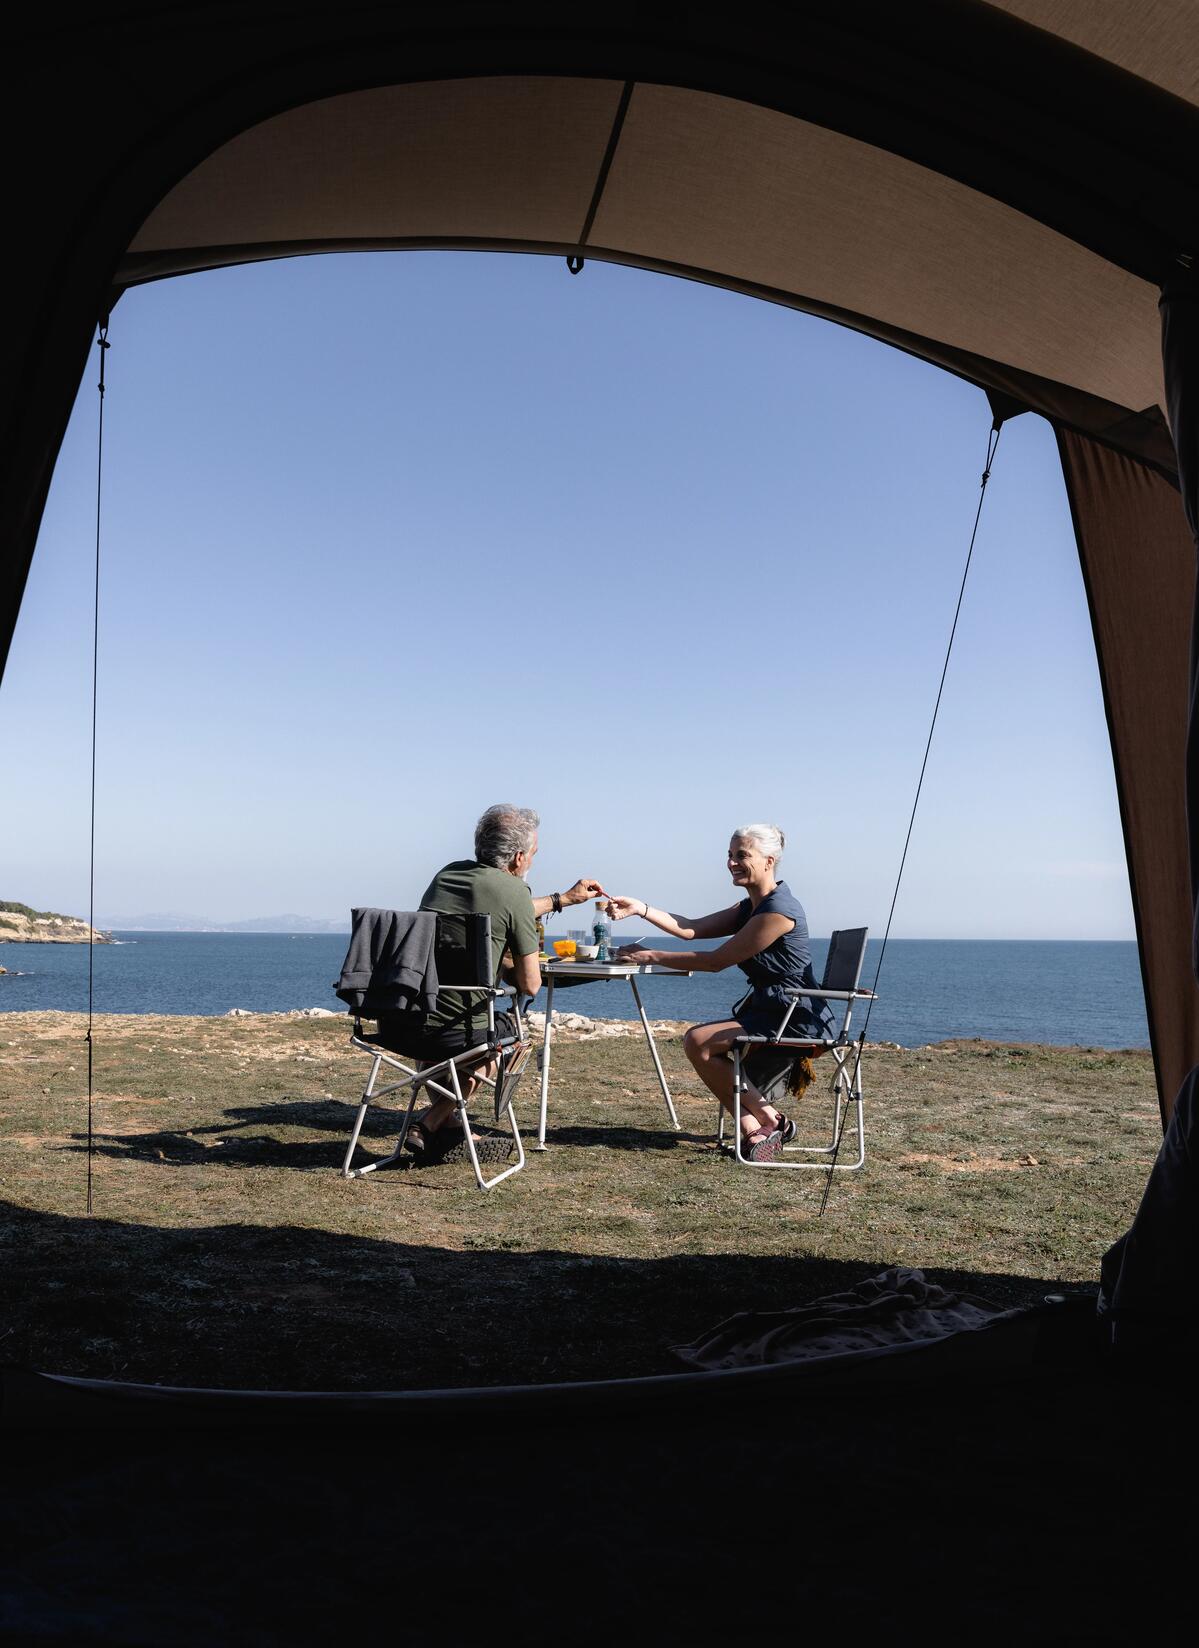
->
xmin=0 ymin=1011 xmax=1161 ymax=1390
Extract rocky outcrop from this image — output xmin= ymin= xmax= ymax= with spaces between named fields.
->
xmin=524 ymin=1010 xmax=686 ymax=1040
xmin=0 ymin=904 xmax=111 ymax=944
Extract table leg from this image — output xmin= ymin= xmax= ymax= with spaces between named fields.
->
xmin=536 ymin=972 xmax=555 ymax=1150
xmin=629 ymin=975 xmax=680 ymax=1130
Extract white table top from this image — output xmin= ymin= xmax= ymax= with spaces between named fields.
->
xmin=540 ymin=960 xmax=694 ymax=979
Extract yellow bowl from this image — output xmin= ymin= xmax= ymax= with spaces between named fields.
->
xmin=552 ymin=939 xmax=577 ymax=957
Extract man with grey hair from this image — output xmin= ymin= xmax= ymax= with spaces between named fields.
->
xmin=401 ymin=804 xmax=603 ymax=1157
xmin=469 ymin=804 xmax=602 ymax=921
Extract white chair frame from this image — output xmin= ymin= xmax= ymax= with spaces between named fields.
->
xmin=342 ymin=982 xmax=528 ymax=1192
xmin=719 ymin=928 xmax=874 ymax=1172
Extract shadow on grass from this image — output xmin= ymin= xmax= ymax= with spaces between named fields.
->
xmin=65 ymin=1095 xmax=712 ymax=1170
xmin=541 ymin=1122 xmax=707 ymax=1150
xmin=0 ymin=1196 xmax=1075 ymax=1393
xmin=0 ymin=1206 xmax=1152 ymax=1648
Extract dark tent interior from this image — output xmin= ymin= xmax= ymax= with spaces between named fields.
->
xmin=2 ymin=4 xmax=1198 ymax=1639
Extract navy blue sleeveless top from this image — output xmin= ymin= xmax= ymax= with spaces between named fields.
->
xmin=732 ymin=881 xmax=830 ymax=1038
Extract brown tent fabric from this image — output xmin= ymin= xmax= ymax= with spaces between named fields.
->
xmin=1057 ymin=428 xmax=1199 ymax=1115
xmin=989 ymin=0 xmax=1199 ymax=105
xmin=3 ymin=2 xmax=1199 ymax=1119
xmin=121 ymin=77 xmax=1167 ymax=430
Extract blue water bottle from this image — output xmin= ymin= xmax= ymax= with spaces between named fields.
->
xmin=592 ymin=900 xmax=611 ymax=962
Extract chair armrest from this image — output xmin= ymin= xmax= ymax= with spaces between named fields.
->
xmin=783 ymin=987 xmax=875 ymax=1002
xmin=735 ymin=1033 xmax=836 ymax=1047
xmin=432 ymin=983 xmax=508 ymax=996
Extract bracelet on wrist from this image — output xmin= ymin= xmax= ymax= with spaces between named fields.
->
xmin=551 ymin=892 xmax=563 ymax=915
xmin=643 ymin=901 xmax=650 ymax=920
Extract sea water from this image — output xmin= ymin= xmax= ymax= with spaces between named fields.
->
xmin=0 ymin=932 xmax=1150 ymax=1048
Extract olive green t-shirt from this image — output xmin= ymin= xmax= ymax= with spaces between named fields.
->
xmin=418 ymin=859 xmax=539 ymax=1031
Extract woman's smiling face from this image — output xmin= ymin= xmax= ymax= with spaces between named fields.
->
xmin=727 ymin=835 xmax=774 ymax=886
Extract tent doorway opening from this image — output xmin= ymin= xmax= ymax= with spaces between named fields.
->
xmin=0 ymin=246 xmax=1161 ymax=1393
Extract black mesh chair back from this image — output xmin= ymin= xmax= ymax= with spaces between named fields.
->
xmin=821 ymin=927 xmax=868 ymax=994
xmin=430 ymin=911 xmax=493 ymax=989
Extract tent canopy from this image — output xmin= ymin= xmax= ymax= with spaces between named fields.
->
xmin=3 ymin=1 xmax=1198 ymax=1107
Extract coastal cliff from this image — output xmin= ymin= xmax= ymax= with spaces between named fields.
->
xmin=0 ymin=902 xmax=111 ymax=946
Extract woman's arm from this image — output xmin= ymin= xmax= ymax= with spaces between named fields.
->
xmin=606 ymin=896 xmax=742 ymax=941
xmin=615 ymin=910 xmax=794 ymax=973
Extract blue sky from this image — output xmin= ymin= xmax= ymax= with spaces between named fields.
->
xmin=0 ymin=250 xmax=1133 ymax=937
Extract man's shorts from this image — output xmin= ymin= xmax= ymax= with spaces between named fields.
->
xmin=375 ymin=1008 xmax=520 ymax=1061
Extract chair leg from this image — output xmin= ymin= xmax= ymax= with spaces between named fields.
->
xmin=342 ymin=1044 xmax=433 ymax=1178
xmin=729 ymin=1043 xmax=867 ymax=1171
xmin=732 ymin=1047 xmax=749 ymax=1164
xmin=459 ymin=1056 xmax=527 ymax=1190
xmin=344 ymin=1038 xmax=529 ymax=1190
xmin=342 ymin=1052 xmax=383 ymax=1177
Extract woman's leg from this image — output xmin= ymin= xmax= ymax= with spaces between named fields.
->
xmin=683 ymin=1021 xmax=782 ymax=1136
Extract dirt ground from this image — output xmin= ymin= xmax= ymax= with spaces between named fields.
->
xmin=0 ymin=1010 xmax=1161 ymax=1389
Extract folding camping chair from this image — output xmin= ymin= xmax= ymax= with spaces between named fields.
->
xmin=719 ymin=926 xmax=874 ymax=1171
xmin=339 ymin=910 xmax=529 ymax=1191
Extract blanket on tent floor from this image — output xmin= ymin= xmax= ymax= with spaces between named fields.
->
xmin=671 ymin=1266 xmax=1030 ymax=1371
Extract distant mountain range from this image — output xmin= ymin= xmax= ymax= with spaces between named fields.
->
xmin=98 ymin=912 xmax=351 ymax=933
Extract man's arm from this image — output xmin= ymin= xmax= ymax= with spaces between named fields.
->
xmin=508 ymin=950 xmax=543 ymax=996
xmin=503 ymin=888 xmax=544 ymax=998
xmin=531 ymin=877 xmax=606 ymax=919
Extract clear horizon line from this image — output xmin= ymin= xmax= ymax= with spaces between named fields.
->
xmin=93 ymin=925 xmax=1140 ymax=943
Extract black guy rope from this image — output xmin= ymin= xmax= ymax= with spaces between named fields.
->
xmin=86 ymin=316 xmax=109 ymax=1216
xmin=818 ymin=416 xmax=1005 ymax=1217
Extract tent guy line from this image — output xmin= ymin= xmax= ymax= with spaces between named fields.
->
xmin=821 ymin=414 xmax=1005 ymax=1211
xmin=84 ymin=318 xmax=109 ymax=1219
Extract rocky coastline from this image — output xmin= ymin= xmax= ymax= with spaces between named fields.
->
xmin=0 ymin=904 xmax=111 ymax=950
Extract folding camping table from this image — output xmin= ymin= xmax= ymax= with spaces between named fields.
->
xmin=535 ymin=961 xmax=693 ymax=1149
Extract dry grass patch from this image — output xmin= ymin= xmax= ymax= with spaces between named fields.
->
xmin=0 ymin=1013 xmax=1161 ymax=1390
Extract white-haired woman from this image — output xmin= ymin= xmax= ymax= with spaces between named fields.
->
xmin=605 ymin=825 xmax=828 ymax=1162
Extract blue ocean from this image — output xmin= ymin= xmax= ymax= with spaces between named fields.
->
xmin=0 ymin=932 xmax=1150 ymax=1048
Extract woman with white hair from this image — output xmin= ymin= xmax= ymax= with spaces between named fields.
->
xmin=605 ymin=824 xmax=828 ymax=1162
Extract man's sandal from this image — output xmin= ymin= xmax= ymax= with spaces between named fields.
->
xmin=405 ymin=1118 xmax=511 ymax=1166
xmin=434 ymin=1132 xmax=514 ymax=1166
xmin=401 ymin=1116 xmax=435 ymax=1157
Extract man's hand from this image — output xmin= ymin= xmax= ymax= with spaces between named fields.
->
xmin=563 ymin=877 xmax=605 ymax=906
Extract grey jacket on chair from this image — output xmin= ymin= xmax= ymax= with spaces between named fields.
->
xmin=334 ymin=908 xmax=440 ymax=1020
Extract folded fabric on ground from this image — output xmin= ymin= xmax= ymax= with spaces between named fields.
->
xmin=672 ymin=1266 xmax=1024 ymax=1371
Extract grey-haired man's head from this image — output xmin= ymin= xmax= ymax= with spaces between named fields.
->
xmin=474 ymin=804 xmax=540 ymax=870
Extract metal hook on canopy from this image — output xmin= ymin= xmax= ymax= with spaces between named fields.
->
xmin=566 ymin=255 xmax=585 ymax=276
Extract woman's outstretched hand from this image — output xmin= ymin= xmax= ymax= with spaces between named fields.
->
xmin=604 ymin=894 xmax=645 ymax=922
